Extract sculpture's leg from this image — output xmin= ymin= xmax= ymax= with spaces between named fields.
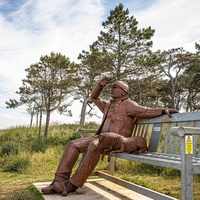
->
xmin=53 ymin=137 xmax=102 ymax=195
xmin=55 ymin=141 xmax=80 ymax=179
xmin=70 ymin=138 xmax=101 ymax=187
xmin=41 ymin=141 xmax=79 ymax=194
xmin=42 ymin=136 xmax=97 ymax=195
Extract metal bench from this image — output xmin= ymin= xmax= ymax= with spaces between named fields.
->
xmin=78 ymin=111 xmax=200 ymax=200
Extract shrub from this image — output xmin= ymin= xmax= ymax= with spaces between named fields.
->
xmin=31 ymin=139 xmax=48 ymax=153
xmin=46 ymin=132 xmax=81 ymax=147
xmin=3 ymin=153 xmax=30 ymax=173
xmin=0 ymin=141 xmax=19 ymax=156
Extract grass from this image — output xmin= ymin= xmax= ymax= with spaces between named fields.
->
xmin=0 ymin=172 xmax=43 ymax=200
xmin=114 ymin=159 xmax=200 ymax=199
xmin=0 ymin=124 xmax=200 ymax=200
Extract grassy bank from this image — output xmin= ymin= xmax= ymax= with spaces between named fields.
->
xmin=0 ymin=125 xmax=199 ymax=200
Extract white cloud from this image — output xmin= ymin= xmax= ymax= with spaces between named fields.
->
xmin=132 ymin=0 xmax=200 ymax=51
xmin=0 ymin=0 xmax=105 ymax=129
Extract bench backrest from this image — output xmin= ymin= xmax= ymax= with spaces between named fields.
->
xmin=132 ymin=112 xmax=200 ymax=157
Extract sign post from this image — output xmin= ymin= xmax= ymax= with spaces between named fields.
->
xmin=181 ymin=135 xmax=193 ymax=200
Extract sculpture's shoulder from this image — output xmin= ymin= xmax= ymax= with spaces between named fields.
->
xmin=124 ymin=98 xmax=138 ymax=105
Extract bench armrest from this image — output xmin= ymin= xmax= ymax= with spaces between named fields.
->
xmin=171 ymin=126 xmax=200 ymax=137
xmin=77 ymin=128 xmax=97 ymax=137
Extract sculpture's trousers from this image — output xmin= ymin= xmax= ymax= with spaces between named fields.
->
xmin=55 ymin=135 xmax=101 ymax=187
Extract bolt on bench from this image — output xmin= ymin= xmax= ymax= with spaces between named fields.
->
xmin=78 ymin=111 xmax=200 ymax=200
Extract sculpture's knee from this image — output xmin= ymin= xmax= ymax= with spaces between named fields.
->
xmin=66 ymin=140 xmax=76 ymax=148
xmin=88 ymin=139 xmax=100 ymax=152
xmin=99 ymin=134 xmax=105 ymax=142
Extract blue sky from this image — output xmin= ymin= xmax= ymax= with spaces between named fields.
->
xmin=0 ymin=0 xmax=200 ymax=129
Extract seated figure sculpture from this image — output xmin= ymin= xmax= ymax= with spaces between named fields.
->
xmin=41 ymin=76 xmax=178 ymax=196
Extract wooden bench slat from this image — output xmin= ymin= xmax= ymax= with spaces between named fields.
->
xmin=167 ymin=122 xmax=175 ymax=154
xmin=143 ymin=124 xmax=149 ymax=138
xmin=172 ymin=122 xmax=183 ymax=154
xmin=162 ymin=123 xmax=171 ymax=153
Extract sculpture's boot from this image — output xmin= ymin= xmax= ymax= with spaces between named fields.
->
xmin=53 ymin=180 xmax=78 ymax=196
xmin=41 ymin=172 xmax=70 ymax=194
xmin=42 ymin=141 xmax=79 ymax=194
xmin=53 ymin=139 xmax=101 ymax=195
xmin=41 ymin=181 xmax=56 ymax=194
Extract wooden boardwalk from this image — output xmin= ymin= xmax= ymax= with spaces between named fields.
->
xmin=34 ymin=179 xmax=153 ymax=200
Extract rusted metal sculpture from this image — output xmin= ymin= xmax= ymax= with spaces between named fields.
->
xmin=41 ymin=76 xmax=178 ymax=196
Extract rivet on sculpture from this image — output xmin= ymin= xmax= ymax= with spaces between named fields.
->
xmin=41 ymin=76 xmax=178 ymax=196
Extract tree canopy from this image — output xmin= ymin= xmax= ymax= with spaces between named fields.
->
xmin=5 ymin=3 xmax=200 ymax=134
xmin=6 ymin=52 xmax=79 ymax=137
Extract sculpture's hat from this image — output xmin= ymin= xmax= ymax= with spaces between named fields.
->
xmin=112 ymin=80 xmax=129 ymax=93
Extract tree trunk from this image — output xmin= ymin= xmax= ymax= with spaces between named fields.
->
xmin=44 ymin=110 xmax=51 ymax=138
xmin=171 ymin=78 xmax=176 ymax=109
xmin=36 ymin=111 xmax=39 ymax=127
xmin=38 ymin=108 xmax=42 ymax=141
xmin=29 ymin=107 xmax=34 ymax=127
xmin=30 ymin=113 xmax=33 ymax=127
xmin=80 ymin=98 xmax=88 ymax=125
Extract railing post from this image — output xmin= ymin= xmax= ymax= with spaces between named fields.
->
xmin=180 ymin=135 xmax=193 ymax=200
xmin=171 ymin=127 xmax=195 ymax=200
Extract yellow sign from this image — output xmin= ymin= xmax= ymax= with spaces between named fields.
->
xmin=185 ymin=135 xmax=193 ymax=154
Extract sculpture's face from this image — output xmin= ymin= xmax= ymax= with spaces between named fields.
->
xmin=111 ymin=85 xmax=126 ymax=99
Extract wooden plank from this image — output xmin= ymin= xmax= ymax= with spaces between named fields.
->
xmin=96 ymin=171 xmax=178 ymax=200
xmin=143 ymin=124 xmax=149 ymax=138
xmin=136 ymin=125 xmax=142 ymax=136
xmin=162 ymin=124 xmax=171 ymax=153
xmin=140 ymin=125 xmax=145 ymax=137
xmin=167 ymin=122 xmax=176 ymax=154
xmin=172 ymin=122 xmax=182 ymax=154
xmin=132 ymin=124 xmax=138 ymax=136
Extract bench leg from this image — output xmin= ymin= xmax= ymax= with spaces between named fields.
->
xmin=181 ymin=137 xmax=194 ymax=200
xmin=109 ymin=156 xmax=115 ymax=176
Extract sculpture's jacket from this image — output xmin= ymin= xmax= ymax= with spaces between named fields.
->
xmin=91 ymin=83 xmax=164 ymax=138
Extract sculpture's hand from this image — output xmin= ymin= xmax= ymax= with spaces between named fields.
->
xmin=163 ymin=108 xmax=179 ymax=118
xmin=99 ymin=76 xmax=113 ymax=87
